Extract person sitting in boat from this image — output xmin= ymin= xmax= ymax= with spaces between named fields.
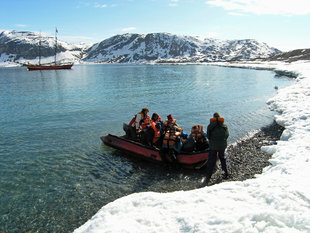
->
xmin=183 ymin=125 xmax=208 ymax=152
xmin=163 ymin=114 xmax=180 ymax=131
xmin=163 ymin=114 xmax=186 ymax=140
xmin=124 ymin=107 xmax=151 ymax=141
xmin=144 ymin=113 xmax=163 ymax=147
xmin=192 ymin=125 xmax=208 ymax=150
xmin=162 ymin=114 xmax=183 ymax=160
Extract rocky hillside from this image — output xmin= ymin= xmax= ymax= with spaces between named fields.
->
xmin=84 ymin=33 xmax=281 ymax=63
xmin=265 ymin=48 xmax=310 ymax=62
xmin=0 ymin=30 xmax=282 ymax=64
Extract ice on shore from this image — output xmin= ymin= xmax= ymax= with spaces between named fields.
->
xmin=74 ymin=60 xmax=310 ymax=233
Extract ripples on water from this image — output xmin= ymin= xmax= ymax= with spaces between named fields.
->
xmin=0 ymin=64 xmax=292 ymax=232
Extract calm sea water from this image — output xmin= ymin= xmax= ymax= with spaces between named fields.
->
xmin=0 ymin=64 xmax=292 ymax=232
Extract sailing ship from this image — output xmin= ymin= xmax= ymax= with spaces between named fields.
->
xmin=26 ymin=28 xmax=73 ymax=71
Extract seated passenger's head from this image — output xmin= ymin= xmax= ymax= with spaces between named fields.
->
xmin=141 ymin=107 xmax=149 ymax=114
xmin=167 ymin=114 xmax=173 ymax=121
xmin=152 ymin=113 xmax=159 ymax=121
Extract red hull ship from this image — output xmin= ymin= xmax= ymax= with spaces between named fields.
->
xmin=27 ymin=63 xmax=73 ymax=71
xmin=101 ymin=134 xmax=209 ymax=169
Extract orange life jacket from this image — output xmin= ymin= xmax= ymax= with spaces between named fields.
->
xmin=163 ymin=128 xmax=181 ymax=147
xmin=191 ymin=125 xmax=204 ymax=140
xmin=164 ymin=118 xmax=177 ymax=127
xmin=164 ymin=119 xmax=183 ymax=132
xmin=129 ymin=113 xmax=151 ymax=131
xmin=141 ymin=114 xmax=151 ymax=129
xmin=210 ymin=117 xmax=224 ymax=123
xmin=151 ymin=121 xmax=161 ymax=143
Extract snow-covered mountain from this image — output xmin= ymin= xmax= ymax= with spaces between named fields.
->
xmin=0 ymin=30 xmax=89 ymax=64
xmin=84 ymin=33 xmax=281 ymax=63
xmin=0 ymin=30 xmax=281 ymax=65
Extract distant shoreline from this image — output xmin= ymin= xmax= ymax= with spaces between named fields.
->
xmin=0 ymin=60 xmax=302 ymax=80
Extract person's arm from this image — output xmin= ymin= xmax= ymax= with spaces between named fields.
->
xmin=135 ymin=114 xmax=142 ymax=130
xmin=225 ymin=125 xmax=229 ymax=139
xmin=129 ymin=115 xmax=136 ymax=126
xmin=207 ymin=125 xmax=211 ymax=140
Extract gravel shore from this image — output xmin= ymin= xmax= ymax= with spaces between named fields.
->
xmin=208 ymin=121 xmax=285 ymax=185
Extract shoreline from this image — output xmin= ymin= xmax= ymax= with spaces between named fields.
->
xmin=73 ymin=60 xmax=310 ymax=232
xmin=200 ymin=61 xmax=294 ymax=186
xmin=208 ymin=121 xmax=285 ymax=185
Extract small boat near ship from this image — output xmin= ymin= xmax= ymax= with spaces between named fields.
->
xmin=101 ymin=134 xmax=209 ymax=169
xmin=26 ymin=28 xmax=73 ymax=71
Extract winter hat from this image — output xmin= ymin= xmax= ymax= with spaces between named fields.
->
xmin=142 ymin=107 xmax=149 ymax=113
xmin=213 ymin=112 xmax=220 ymax=118
xmin=167 ymin=114 xmax=173 ymax=120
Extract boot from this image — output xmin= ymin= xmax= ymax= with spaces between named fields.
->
xmin=199 ymin=177 xmax=210 ymax=187
xmin=223 ymin=171 xmax=229 ymax=179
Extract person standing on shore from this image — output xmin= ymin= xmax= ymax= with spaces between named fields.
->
xmin=204 ymin=112 xmax=229 ymax=186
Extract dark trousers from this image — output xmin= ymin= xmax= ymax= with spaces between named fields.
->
xmin=206 ymin=150 xmax=228 ymax=179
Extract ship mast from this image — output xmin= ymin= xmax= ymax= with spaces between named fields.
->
xmin=38 ymin=32 xmax=41 ymax=65
xmin=54 ymin=27 xmax=58 ymax=65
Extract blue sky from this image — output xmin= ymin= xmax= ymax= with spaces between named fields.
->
xmin=1 ymin=0 xmax=310 ymax=51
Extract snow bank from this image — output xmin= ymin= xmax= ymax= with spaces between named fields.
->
xmin=74 ymin=61 xmax=310 ymax=233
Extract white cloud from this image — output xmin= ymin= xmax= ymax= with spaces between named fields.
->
xmin=14 ymin=24 xmax=27 ymax=28
xmin=169 ymin=0 xmax=179 ymax=7
xmin=94 ymin=4 xmax=107 ymax=8
xmin=206 ymin=0 xmax=310 ymax=16
xmin=228 ymin=12 xmax=246 ymax=16
xmin=121 ymin=27 xmax=136 ymax=32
